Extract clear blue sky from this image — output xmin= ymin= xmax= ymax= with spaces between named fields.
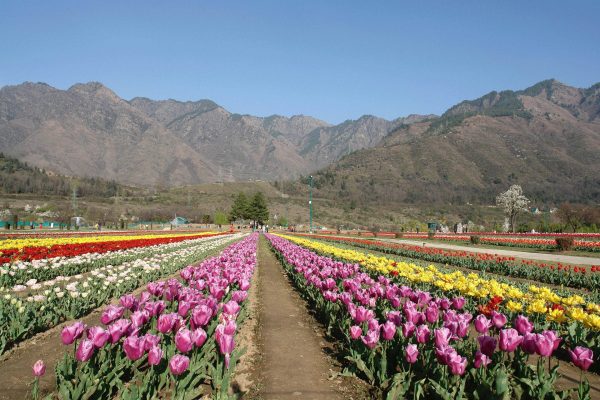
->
xmin=1 ymin=1 xmax=599 ymax=124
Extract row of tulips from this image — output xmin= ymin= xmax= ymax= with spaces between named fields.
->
xmin=0 ymin=234 xmax=240 ymax=356
xmin=0 ymin=229 xmax=197 ymax=239
xmin=36 ymin=233 xmax=258 ymax=399
xmin=293 ymin=234 xmax=600 ymax=291
xmin=0 ymin=232 xmax=222 ymax=264
xmin=266 ymin=234 xmax=595 ymax=399
xmin=0 ymin=233 xmax=227 ymax=289
xmin=398 ymin=233 xmax=600 ymax=251
xmin=279 ymin=234 xmax=600 ymax=334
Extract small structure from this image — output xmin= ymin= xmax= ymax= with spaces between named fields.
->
xmin=170 ymin=216 xmax=188 ymax=227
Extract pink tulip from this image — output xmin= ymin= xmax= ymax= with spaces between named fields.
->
xmin=108 ymin=319 xmax=131 ymax=343
xmin=123 ymin=336 xmax=145 ymax=361
xmin=402 ymin=322 xmax=416 ymax=338
xmin=61 ymin=321 xmax=86 ymax=345
xmin=514 ymin=315 xmax=534 ymax=335
xmin=434 ymin=327 xmax=452 ymax=348
xmin=534 ymin=333 xmax=554 ymax=357
xmin=192 ymin=328 xmax=207 ymax=347
xmin=381 ymin=321 xmax=396 ymax=341
xmin=76 ymin=339 xmax=95 ymax=362
xmin=32 ymin=360 xmax=46 ymax=377
xmin=119 ymin=294 xmax=138 ymax=311
xmin=499 ymin=328 xmax=523 ymax=352
xmin=361 ymin=330 xmax=379 ymax=350
xmin=130 ymin=310 xmax=150 ymax=329
xmin=240 ymin=279 xmax=251 ymax=291
xmin=477 ymin=335 xmax=497 ymax=356
xmin=425 ymin=305 xmax=439 ymax=323
xmin=148 ymin=346 xmax=163 ymax=366
xmin=542 ymin=330 xmax=561 ymax=351
xmin=491 ymin=311 xmax=507 ymax=329
xmin=568 ymin=346 xmax=594 ymax=371
xmin=415 ymin=325 xmax=430 ymax=344
xmin=157 ymin=313 xmax=177 ymax=334
xmin=100 ymin=305 xmax=125 ymax=325
xmin=474 ymin=315 xmax=492 ymax=334
xmin=521 ymin=333 xmax=537 ymax=354
xmin=354 ymin=306 xmax=373 ymax=324
xmin=178 ymin=301 xmax=193 ymax=317
xmin=216 ymin=329 xmax=235 ymax=368
xmin=232 ymin=290 xmax=248 ymax=303
xmin=87 ymin=326 xmax=109 ymax=348
xmin=192 ymin=305 xmax=213 ymax=328
xmin=142 ymin=334 xmax=161 ymax=351
xmin=451 ymin=297 xmax=465 ymax=310
xmin=474 ymin=351 xmax=491 ymax=368
xmin=350 ymin=325 xmax=362 ymax=340
xmin=175 ymin=328 xmax=194 ymax=353
xmin=447 ymin=352 xmax=467 ymax=375
xmin=386 ymin=311 xmax=402 ymax=326
xmin=367 ymin=318 xmax=380 ymax=332
xmin=169 ymin=354 xmax=190 ymax=375
xmin=405 ymin=344 xmax=419 ymax=364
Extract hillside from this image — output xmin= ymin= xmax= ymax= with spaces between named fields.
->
xmin=302 ymin=79 xmax=600 ymax=206
xmin=0 ymin=82 xmax=418 ymax=185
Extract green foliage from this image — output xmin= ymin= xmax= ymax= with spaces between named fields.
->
xmin=213 ymin=211 xmax=228 ymax=226
xmin=247 ymin=191 xmax=269 ymax=224
xmin=228 ymin=192 xmax=249 ymax=221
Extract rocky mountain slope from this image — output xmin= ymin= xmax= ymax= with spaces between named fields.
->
xmin=0 ymin=82 xmax=416 ymax=185
xmin=306 ymin=79 xmax=600 ymax=205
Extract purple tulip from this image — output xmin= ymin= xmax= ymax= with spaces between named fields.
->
xmin=215 ymin=325 xmax=235 ymax=368
xmin=32 ymin=360 xmax=46 ymax=377
xmin=87 ymin=326 xmax=109 ymax=348
xmin=142 ymin=334 xmax=161 ymax=351
xmin=350 ymin=325 xmax=362 ymax=340
xmin=108 ymin=319 xmax=131 ymax=343
xmin=119 ymin=294 xmax=138 ymax=311
xmin=381 ymin=321 xmax=396 ymax=341
xmin=491 ymin=311 xmax=507 ymax=329
xmin=439 ymin=298 xmax=451 ymax=310
xmin=361 ymin=330 xmax=380 ymax=350
xmin=169 ymin=354 xmax=190 ymax=376
xmin=474 ymin=351 xmax=491 ymax=368
xmin=367 ymin=318 xmax=380 ymax=332
xmin=175 ymin=328 xmax=194 ymax=353
xmin=451 ymin=297 xmax=465 ymax=310
xmin=100 ymin=305 xmax=125 ymax=325
xmin=240 ymin=279 xmax=251 ymax=291
xmin=354 ymin=306 xmax=373 ymax=324
xmin=138 ymin=291 xmax=151 ymax=304
xmin=521 ymin=333 xmax=537 ymax=354
xmin=499 ymin=328 xmax=523 ymax=352
xmin=123 ymin=336 xmax=145 ymax=361
xmin=434 ymin=327 xmax=452 ymax=348
xmin=447 ymin=352 xmax=467 ymax=375
xmin=61 ymin=321 xmax=86 ymax=345
xmin=474 ymin=315 xmax=492 ymax=334
xmin=178 ymin=301 xmax=193 ymax=317
xmin=535 ymin=333 xmax=554 ymax=357
xmin=232 ymin=290 xmax=248 ymax=303
xmin=402 ymin=321 xmax=416 ymax=339
xmin=415 ymin=325 xmax=430 ymax=344
xmin=568 ymin=346 xmax=594 ymax=371
xmin=192 ymin=328 xmax=207 ymax=347
xmin=425 ymin=305 xmax=439 ymax=323
xmin=405 ymin=344 xmax=419 ymax=364
xmin=148 ymin=346 xmax=163 ymax=366
xmin=386 ymin=311 xmax=402 ymax=326
xmin=513 ymin=315 xmax=534 ymax=335
xmin=456 ymin=320 xmax=469 ymax=338
xmin=76 ymin=339 xmax=95 ymax=362
xmin=477 ymin=335 xmax=497 ymax=357
xmin=131 ymin=310 xmax=149 ymax=329
xmin=542 ymin=330 xmax=561 ymax=351
xmin=157 ymin=313 xmax=177 ymax=334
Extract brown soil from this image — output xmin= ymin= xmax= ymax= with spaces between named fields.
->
xmin=239 ymin=236 xmax=370 ymax=400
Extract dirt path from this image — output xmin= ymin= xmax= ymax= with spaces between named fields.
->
xmin=386 ymin=238 xmax=600 ymax=266
xmin=250 ymin=236 xmax=368 ymax=400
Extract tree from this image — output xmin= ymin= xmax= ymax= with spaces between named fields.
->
xmin=229 ymin=192 xmax=249 ymax=222
xmin=557 ymin=203 xmax=584 ymax=232
xmin=496 ymin=185 xmax=530 ymax=233
xmin=214 ymin=211 xmax=228 ymax=227
xmin=247 ymin=191 xmax=269 ymax=227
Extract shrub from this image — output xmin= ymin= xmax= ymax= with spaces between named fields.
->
xmin=555 ymin=237 xmax=574 ymax=251
xmin=427 ymin=232 xmax=435 ymax=239
xmin=470 ymin=235 xmax=481 ymax=245
xmin=395 ymin=232 xmax=404 ymax=238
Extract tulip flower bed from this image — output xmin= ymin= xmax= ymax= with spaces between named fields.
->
xmin=0 ymin=231 xmax=222 ymax=264
xmin=397 ymin=233 xmax=600 ymax=252
xmin=294 ymin=233 xmax=600 ymax=291
xmin=0 ymin=233 xmax=228 ymax=289
xmin=266 ymin=233 xmax=596 ymax=399
xmin=279 ymin=234 xmax=600 ymax=333
xmin=0 ymin=234 xmax=242 ymax=356
xmin=48 ymin=233 xmax=257 ymax=399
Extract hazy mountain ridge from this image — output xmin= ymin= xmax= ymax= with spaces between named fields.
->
xmin=0 ymin=81 xmax=425 ymax=185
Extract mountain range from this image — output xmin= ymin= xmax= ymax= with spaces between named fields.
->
xmin=307 ymin=79 xmax=600 ymax=205
xmin=0 ymin=82 xmax=429 ymax=186
xmin=1 ymin=79 xmax=599 ymax=205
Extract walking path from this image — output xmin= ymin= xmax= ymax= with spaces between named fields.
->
xmin=386 ymin=238 xmax=600 ymax=266
xmin=252 ymin=237 xmax=346 ymax=399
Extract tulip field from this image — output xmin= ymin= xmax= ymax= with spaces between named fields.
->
xmin=1 ymin=228 xmax=599 ymax=399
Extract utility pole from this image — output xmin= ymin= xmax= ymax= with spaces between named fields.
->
xmin=309 ymin=175 xmax=313 ymax=233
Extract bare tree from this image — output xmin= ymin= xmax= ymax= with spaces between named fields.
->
xmin=496 ymin=185 xmax=530 ymax=233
